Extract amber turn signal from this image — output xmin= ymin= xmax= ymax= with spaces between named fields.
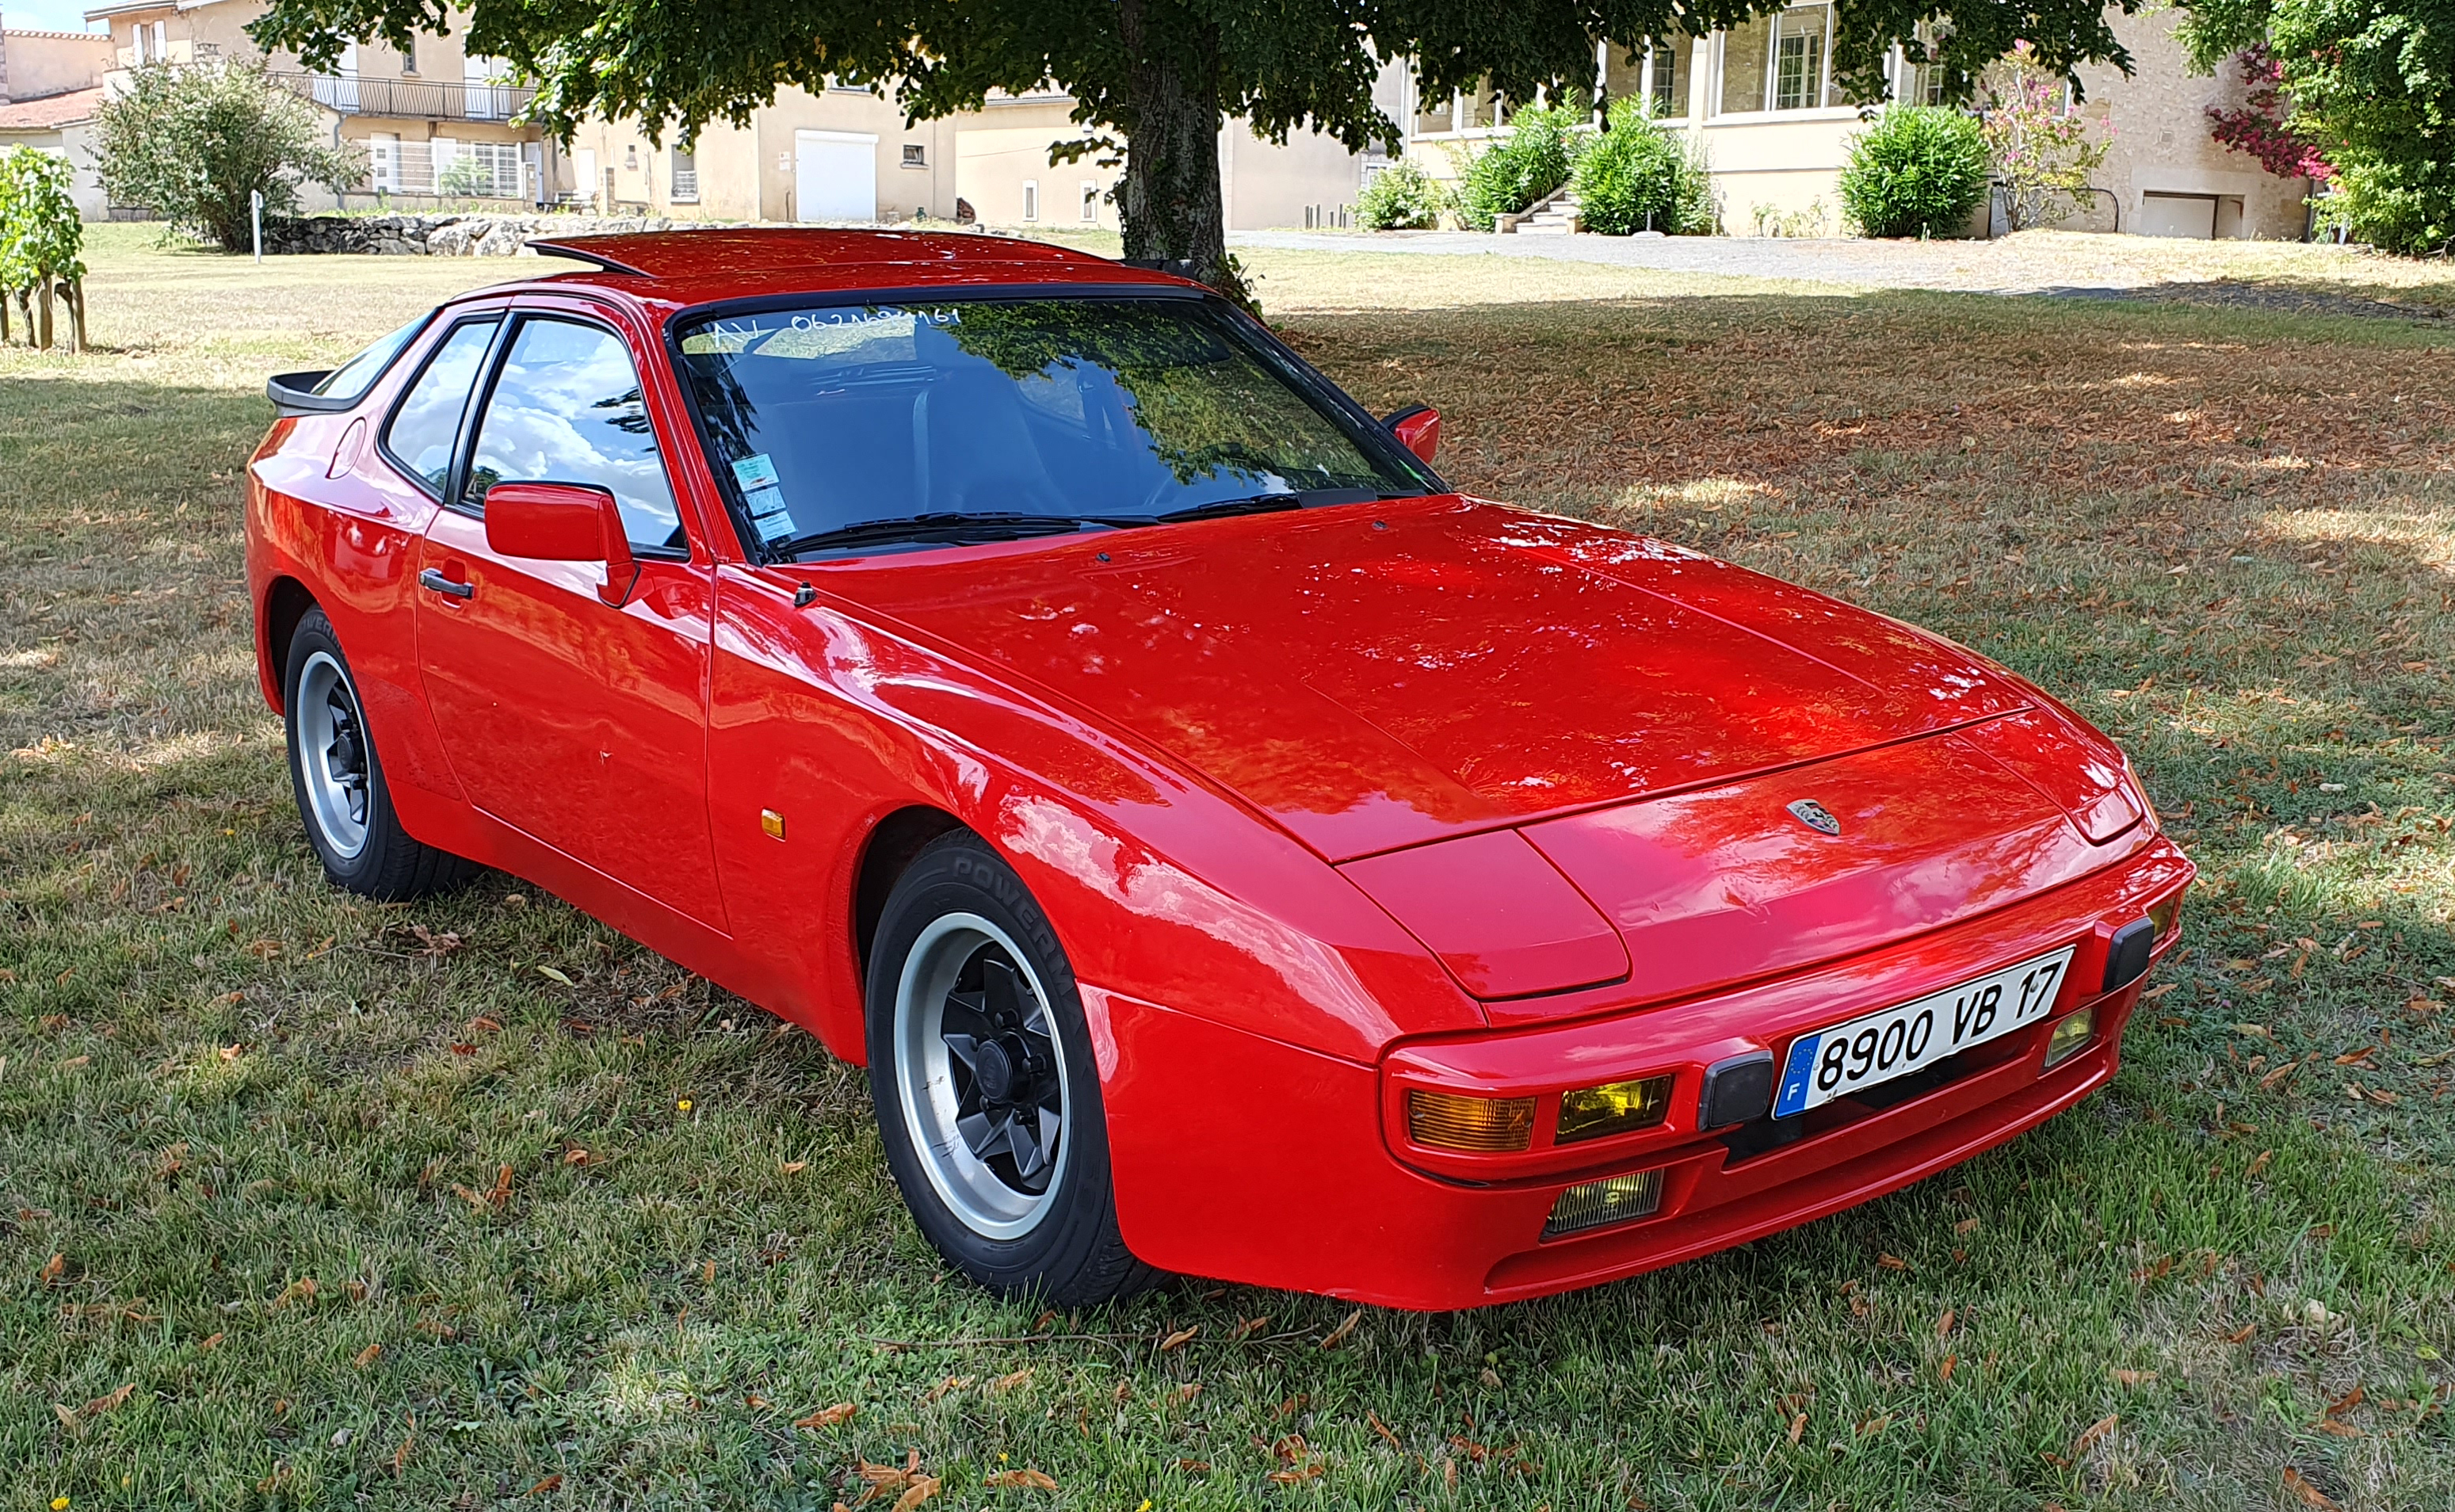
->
xmin=1407 ymin=1090 xmax=1536 ymax=1152
xmin=1555 ymin=1074 xmax=1675 ymax=1144
xmin=2146 ymin=892 xmax=2182 ymax=941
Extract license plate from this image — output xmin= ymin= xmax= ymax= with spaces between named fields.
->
xmin=1772 ymin=946 xmax=2078 ymax=1117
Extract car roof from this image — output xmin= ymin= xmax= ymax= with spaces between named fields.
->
xmin=492 ymin=227 xmax=1201 ymax=311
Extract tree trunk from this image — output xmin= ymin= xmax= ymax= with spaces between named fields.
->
xmin=1 ymin=289 xmax=11 ymax=346
xmin=36 ymin=277 xmax=53 ymax=351
xmin=66 ymin=279 xmax=86 ymax=354
xmin=1115 ymin=0 xmax=1232 ymax=297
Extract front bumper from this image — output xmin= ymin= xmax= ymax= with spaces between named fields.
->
xmin=1095 ymin=835 xmax=2192 ymax=1311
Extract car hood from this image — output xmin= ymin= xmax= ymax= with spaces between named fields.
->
xmin=827 ymin=498 xmax=2043 ymax=861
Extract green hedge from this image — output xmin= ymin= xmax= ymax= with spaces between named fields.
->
xmin=1451 ymin=105 xmax=1579 ymax=231
xmin=1572 ymin=97 xmax=1715 ymax=235
xmin=1837 ymin=105 xmax=1991 ymax=239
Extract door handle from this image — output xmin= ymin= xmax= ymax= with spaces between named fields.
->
xmin=418 ymin=567 xmax=475 ymax=600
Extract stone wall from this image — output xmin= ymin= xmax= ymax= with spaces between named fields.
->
xmin=262 ymin=213 xmax=704 ymax=257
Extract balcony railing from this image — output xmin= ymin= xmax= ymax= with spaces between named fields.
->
xmin=272 ymin=71 xmax=538 ymax=122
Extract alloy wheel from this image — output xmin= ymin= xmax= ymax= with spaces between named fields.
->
xmin=891 ymin=912 xmax=1071 ymax=1239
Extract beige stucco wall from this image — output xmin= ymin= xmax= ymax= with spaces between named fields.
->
xmin=575 ymin=88 xmax=960 ymax=223
xmin=1399 ymin=10 xmax=2314 ymax=239
xmin=954 ymin=97 xmax=1114 ymax=231
xmin=4 ymin=29 xmax=112 ymax=98
xmin=2073 ymin=10 xmax=2312 ymax=239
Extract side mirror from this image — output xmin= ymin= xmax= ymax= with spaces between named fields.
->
xmin=1384 ymin=404 xmax=1440 ymax=465
xmin=483 ymin=481 xmax=637 ymax=605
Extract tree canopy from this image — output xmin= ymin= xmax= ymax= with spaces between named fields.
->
xmin=94 ymin=57 xmax=362 ymax=253
xmin=254 ymin=0 xmax=2146 ymax=285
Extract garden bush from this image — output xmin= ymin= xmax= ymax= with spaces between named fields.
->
xmin=1356 ymin=159 xmax=1447 ymax=230
xmin=0 ymin=146 xmax=87 ymax=349
xmin=1450 ymin=104 xmax=1580 ymax=231
xmin=1573 ymin=97 xmax=1715 ymax=235
xmin=1838 ymin=105 xmax=1991 ymax=238
xmin=94 ymin=57 xmax=361 ymax=252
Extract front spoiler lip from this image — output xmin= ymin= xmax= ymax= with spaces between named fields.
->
xmin=1376 ymin=835 xmax=2193 ymax=1186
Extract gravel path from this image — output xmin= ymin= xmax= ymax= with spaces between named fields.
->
xmin=1228 ymin=227 xmax=2451 ymax=319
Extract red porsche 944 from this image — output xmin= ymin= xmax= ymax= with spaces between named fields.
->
xmin=247 ymin=230 xmax=2190 ymax=1309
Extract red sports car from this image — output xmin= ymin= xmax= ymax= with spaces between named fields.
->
xmin=248 ymin=229 xmax=2190 ymax=1309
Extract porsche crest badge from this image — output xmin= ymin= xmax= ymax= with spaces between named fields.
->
xmin=1786 ymin=798 xmax=1842 ymax=835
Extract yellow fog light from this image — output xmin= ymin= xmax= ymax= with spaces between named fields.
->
xmin=2043 ymin=1008 xmax=2096 ymax=1070
xmin=1556 ymin=1074 xmax=1675 ymax=1144
xmin=1543 ymin=1169 xmax=1665 ymax=1239
xmin=1407 ymin=1090 xmax=1536 ymax=1152
xmin=2147 ymin=893 xmax=2182 ymax=941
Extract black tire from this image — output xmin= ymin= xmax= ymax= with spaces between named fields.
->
xmin=282 ymin=605 xmax=478 ymax=900
xmin=865 ymin=830 xmax=1155 ymax=1304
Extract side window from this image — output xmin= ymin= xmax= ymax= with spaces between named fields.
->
xmin=382 ymin=318 xmax=501 ymax=494
xmin=466 ymin=318 xmax=684 ymax=554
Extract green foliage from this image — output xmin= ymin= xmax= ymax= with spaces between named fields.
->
xmin=0 ymin=146 xmax=87 ymax=349
xmin=2272 ymin=0 xmax=2455 ymax=255
xmin=1980 ymin=43 xmax=2112 ymax=231
xmin=1356 ymin=158 xmax=1448 ymax=231
xmin=1571 ymin=96 xmax=1713 ymax=235
xmin=93 ymin=58 xmax=362 ymax=253
xmin=0 ymin=147 xmax=83 ymax=291
xmin=1838 ymin=105 xmax=1991 ymax=238
xmin=2178 ymin=0 xmax=2455 ymax=254
xmin=1449 ymin=103 xmax=1582 ymax=231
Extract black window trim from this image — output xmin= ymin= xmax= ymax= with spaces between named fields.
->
xmin=450 ymin=306 xmax=695 ymax=564
xmin=659 ymin=281 xmax=1446 ymax=566
xmin=376 ymin=308 xmax=511 ymax=507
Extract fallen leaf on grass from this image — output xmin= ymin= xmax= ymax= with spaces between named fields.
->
xmin=536 ymin=965 xmax=575 ymax=987
xmin=468 ymin=1016 xmax=502 ymax=1035
xmin=1160 ymin=1325 xmax=1198 ymax=1351
xmin=2281 ymin=1468 xmax=2340 ymax=1510
xmin=1787 ymin=1411 xmax=1808 ymax=1443
xmin=2326 ymin=1386 xmax=2365 ymax=1417
xmin=2224 ymin=1323 xmax=2257 ymax=1343
xmin=1229 ymin=1315 xmax=1269 ymax=1341
xmin=1936 ymin=1307 xmax=1956 ymax=1336
xmin=2247 ymin=1149 xmax=2274 ymax=1177
xmin=272 ymin=1277 xmax=317 ymax=1308
xmin=197 ymin=1331 xmax=223 ymax=1352
xmin=527 ymin=1473 xmax=562 ymax=1495
xmin=981 ymin=1468 xmax=1057 ymax=1491
xmin=918 ymin=1376 xmax=972 ymax=1404
xmin=1938 ymin=1355 xmax=1957 ymax=1383
xmin=1953 ymin=1217 xmax=1980 ymax=1235
xmin=353 ymin=1344 xmax=382 ymax=1369
xmin=1174 ymin=1458 xmax=1211 ymax=1474
xmin=1367 ymin=1409 xmax=1401 ymax=1448
xmin=81 ymin=1383 xmax=135 ymax=1416
xmin=40 ymin=1254 xmax=63 ymax=1285
xmin=792 ymin=1403 xmax=857 ymax=1429
xmin=2071 ymin=1414 xmax=2117 ymax=1457
xmin=781 ymin=1160 xmax=808 ymax=1174
xmin=1877 ymin=1253 xmax=1910 ymax=1271
xmin=991 ymin=1368 xmax=1033 ymax=1393
xmin=1319 ymin=1308 xmax=1363 ymax=1350
xmin=2310 ymin=1418 xmax=2363 ymax=1438
xmin=2112 ymin=1369 xmax=2156 ymax=1387
xmin=2260 ymin=1060 xmax=2303 ymax=1090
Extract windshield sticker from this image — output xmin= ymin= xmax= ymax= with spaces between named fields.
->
xmin=731 ymin=453 xmax=781 ymax=493
xmin=753 ymin=506 xmax=799 ymax=544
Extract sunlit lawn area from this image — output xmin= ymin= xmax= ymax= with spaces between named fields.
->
xmin=3 ymin=224 xmax=2452 ymax=1510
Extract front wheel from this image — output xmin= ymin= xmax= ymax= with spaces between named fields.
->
xmin=283 ymin=606 xmax=477 ymax=899
xmin=866 ymin=831 xmax=1154 ymax=1304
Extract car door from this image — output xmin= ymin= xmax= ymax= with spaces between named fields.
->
xmin=407 ymin=300 xmax=728 ymax=930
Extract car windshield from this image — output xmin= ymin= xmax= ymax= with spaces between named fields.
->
xmin=672 ymin=296 xmax=1436 ymax=556
xmin=313 ymin=314 xmax=427 ymax=398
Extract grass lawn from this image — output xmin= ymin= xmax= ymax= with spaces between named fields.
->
xmin=4 ymin=224 xmax=2453 ymax=1510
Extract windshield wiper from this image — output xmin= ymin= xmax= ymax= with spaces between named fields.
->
xmin=769 ymin=512 xmax=1121 ymax=556
xmin=1148 ymin=487 xmax=1403 ymax=524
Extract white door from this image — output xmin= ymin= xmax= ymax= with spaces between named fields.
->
xmin=796 ymin=130 xmax=879 ymax=222
xmin=2139 ymin=193 xmax=2217 ymax=239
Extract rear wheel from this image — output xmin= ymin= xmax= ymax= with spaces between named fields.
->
xmin=867 ymin=831 xmax=1154 ymax=1304
xmin=283 ymin=607 xmax=477 ymax=899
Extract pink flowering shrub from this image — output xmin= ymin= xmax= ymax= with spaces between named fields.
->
xmin=2205 ymin=46 xmax=2335 ymax=181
